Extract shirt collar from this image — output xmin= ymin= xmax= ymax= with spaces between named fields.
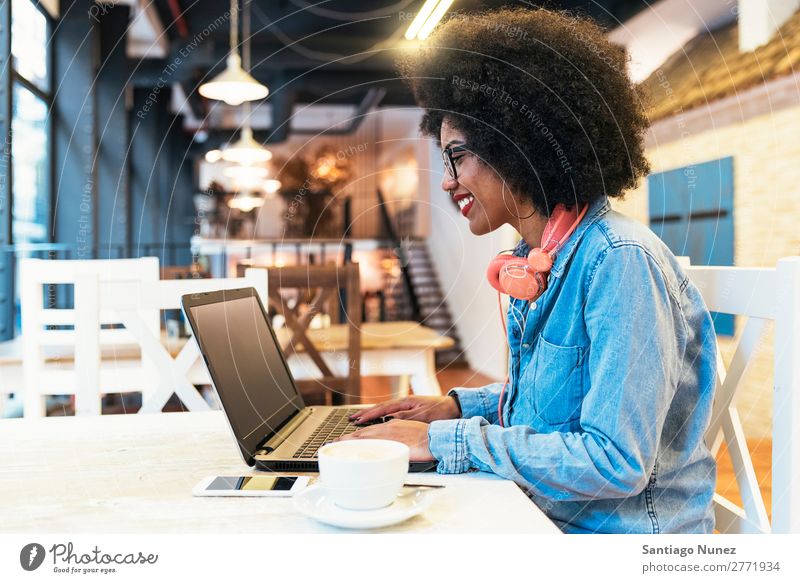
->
xmin=512 ymin=196 xmax=611 ymax=278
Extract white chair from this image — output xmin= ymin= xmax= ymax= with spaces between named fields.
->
xmin=685 ymin=256 xmax=800 ymax=533
xmin=20 ymin=257 xmax=161 ymax=418
xmin=97 ymin=268 xmax=268 ymax=413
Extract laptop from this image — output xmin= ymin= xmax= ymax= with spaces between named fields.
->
xmin=181 ymin=286 xmax=437 ymax=473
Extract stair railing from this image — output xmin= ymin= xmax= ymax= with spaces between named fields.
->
xmin=375 ymin=189 xmax=421 ymax=322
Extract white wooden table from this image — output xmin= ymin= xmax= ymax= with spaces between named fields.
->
xmin=0 ymin=411 xmax=560 ymax=534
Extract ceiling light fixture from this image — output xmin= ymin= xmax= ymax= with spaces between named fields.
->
xmin=228 ymin=191 xmax=265 ymax=212
xmin=220 ymin=127 xmax=273 ymax=164
xmin=204 ymin=149 xmax=223 ymax=163
xmin=263 ymin=179 xmax=282 ymax=194
xmin=219 ymin=0 xmax=272 ymax=166
xmin=199 ymin=0 xmax=268 ymax=105
xmin=404 ymin=0 xmax=454 ymax=41
xmin=223 ymin=164 xmax=269 ymax=180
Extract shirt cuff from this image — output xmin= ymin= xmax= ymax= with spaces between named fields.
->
xmin=428 ymin=419 xmax=472 ymax=474
xmin=447 ymin=387 xmax=492 ymax=420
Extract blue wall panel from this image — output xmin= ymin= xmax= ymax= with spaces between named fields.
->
xmin=648 ymin=157 xmax=735 ymax=336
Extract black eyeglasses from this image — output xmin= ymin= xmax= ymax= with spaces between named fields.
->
xmin=441 ymin=144 xmax=469 ymax=181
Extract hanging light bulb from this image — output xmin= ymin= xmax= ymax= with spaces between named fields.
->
xmin=227 ymin=166 xmax=269 ymax=191
xmin=199 ymin=0 xmax=268 ymax=105
xmin=263 ymin=179 xmax=282 ymax=194
xmin=221 ymin=127 xmax=272 ymax=165
xmin=204 ymin=149 xmax=223 ymax=163
xmin=224 ymin=164 xmax=269 ymax=180
xmin=228 ymin=191 xmax=265 ymax=212
xmin=199 ymin=55 xmax=268 ymax=106
xmin=218 ymin=1 xmax=272 ymax=166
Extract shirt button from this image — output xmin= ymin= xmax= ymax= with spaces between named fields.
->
xmin=522 ymin=343 xmax=530 ymax=348
xmin=530 ymin=302 xmax=537 ymax=310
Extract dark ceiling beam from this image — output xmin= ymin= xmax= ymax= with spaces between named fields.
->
xmin=234 ymin=44 xmax=400 ymax=71
xmin=275 ymin=69 xmax=405 ymax=91
xmin=130 ymin=37 xmax=400 ymax=84
xmin=132 ymin=64 xmax=407 ymax=93
xmin=130 ymin=58 xmax=411 ymax=101
xmin=195 ymin=87 xmax=387 ymax=150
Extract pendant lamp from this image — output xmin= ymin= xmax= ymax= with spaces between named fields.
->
xmin=199 ymin=0 xmax=268 ymax=105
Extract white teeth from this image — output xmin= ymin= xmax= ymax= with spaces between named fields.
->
xmin=457 ymin=196 xmax=474 ymax=210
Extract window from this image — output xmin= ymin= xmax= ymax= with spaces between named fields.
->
xmin=648 ymin=156 xmax=735 ymax=336
xmin=11 ymin=0 xmax=49 ymax=90
xmin=11 ymin=83 xmax=49 ymax=244
xmin=6 ymin=0 xmax=53 ymax=336
xmin=10 ymin=0 xmax=51 ymax=245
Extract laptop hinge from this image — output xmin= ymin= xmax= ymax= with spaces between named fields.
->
xmin=257 ymin=408 xmax=313 ymax=455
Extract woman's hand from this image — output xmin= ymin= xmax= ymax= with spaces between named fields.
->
xmin=337 ymin=419 xmax=435 ymax=461
xmin=349 ymin=395 xmax=461 ymax=425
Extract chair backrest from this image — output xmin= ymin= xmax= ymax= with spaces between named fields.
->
xmin=161 ymin=264 xmax=211 ymax=280
xmin=19 ymin=258 xmax=161 ymax=417
xmin=241 ymin=264 xmax=362 ymax=406
xmin=97 ymin=267 xmax=269 ymax=414
xmin=685 ymin=256 xmax=800 ymax=534
xmin=19 ymin=257 xmax=269 ymax=417
xmin=100 ymin=267 xmax=268 ymax=312
xmin=20 ymin=257 xmax=161 ymax=344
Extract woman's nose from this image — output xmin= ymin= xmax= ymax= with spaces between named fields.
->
xmin=441 ymin=173 xmax=458 ymax=193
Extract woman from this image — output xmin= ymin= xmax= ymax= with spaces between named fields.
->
xmin=340 ymin=8 xmax=717 ymax=534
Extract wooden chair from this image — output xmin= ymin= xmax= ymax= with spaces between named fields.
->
xmin=685 ymin=256 xmax=800 ymax=533
xmin=19 ymin=257 xmax=161 ymax=417
xmin=242 ymin=264 xmax=362 ymax=406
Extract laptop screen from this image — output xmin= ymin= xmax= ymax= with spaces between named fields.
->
xmin=187 ymin=293 xmax=304 ymax=460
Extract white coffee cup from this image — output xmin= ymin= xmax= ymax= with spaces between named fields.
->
xmin=317 ymin=439 xmax=410 ymax=510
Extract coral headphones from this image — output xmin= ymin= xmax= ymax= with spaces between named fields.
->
xmin=487 ymin=203 xmax=588 ymax=426
xmin=486 ymin=203 xmax=589 ymax=301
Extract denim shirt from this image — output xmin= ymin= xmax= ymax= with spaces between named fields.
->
xmin=428 ymin=196 xmax=717 ymax=534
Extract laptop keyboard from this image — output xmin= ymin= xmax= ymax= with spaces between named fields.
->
xmin=292 ymin=408 xmax=362 ymax=458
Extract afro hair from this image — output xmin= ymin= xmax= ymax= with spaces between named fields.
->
xmin=398 ymin=7 xmax=651 ymax=215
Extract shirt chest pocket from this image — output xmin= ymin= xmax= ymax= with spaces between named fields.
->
xmin=523 ymin=335 xmax=586 ymax=427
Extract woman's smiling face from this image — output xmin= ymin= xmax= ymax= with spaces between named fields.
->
xmin=440 ymin=118 xmax=528 ymax=236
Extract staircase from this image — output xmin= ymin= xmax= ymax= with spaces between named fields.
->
xmin=384 ymin=238 xmax=468 ymax=368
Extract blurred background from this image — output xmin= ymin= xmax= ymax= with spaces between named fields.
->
xmin=1 ymin=0 xmax=798 ymax=450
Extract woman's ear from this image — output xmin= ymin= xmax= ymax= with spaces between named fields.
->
xmin=502 ymin=181 xmax=536 ymax=221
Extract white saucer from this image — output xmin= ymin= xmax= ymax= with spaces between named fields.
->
xmin=292 ymin=485 xmax=438 ymax=529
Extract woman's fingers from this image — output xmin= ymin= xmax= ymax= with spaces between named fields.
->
xmin=350 ymin=403 xmax=403 ymax=423
xmin=336 ymin=424 xmax=381 ymax=441
xmin=390 ymin=407 xmax=428 ymax=421
xmin=349 ymin=399 xmax=416 ymax=423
